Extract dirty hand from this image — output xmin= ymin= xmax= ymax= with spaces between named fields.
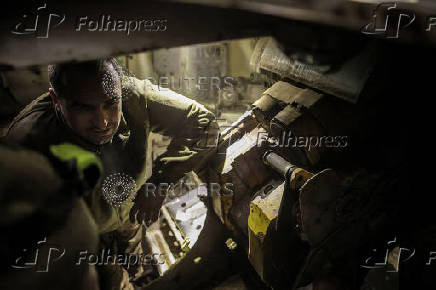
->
xmin=129 ymin=178 xmax=167 ymax=226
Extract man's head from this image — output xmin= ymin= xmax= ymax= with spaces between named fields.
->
xmin=48 ymin=59 xmax=123 ymax=145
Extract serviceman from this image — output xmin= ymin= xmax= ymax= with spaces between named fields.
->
xmin=0 ymin=142 xmax=102 ymax=290
xmin=3 ymin=58 xmax=219 ymax=289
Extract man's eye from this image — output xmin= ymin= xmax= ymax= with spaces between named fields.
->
xmin=106 ymin=99 xmax=119 ymax=107
xmin=72 ymin=105 xmax=93 ymax=111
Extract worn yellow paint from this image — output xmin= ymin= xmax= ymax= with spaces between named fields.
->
xmin=290 ymin=168 xmax=314 ymax=190
xmin=248 ymin=183 xmax=284 ymax=240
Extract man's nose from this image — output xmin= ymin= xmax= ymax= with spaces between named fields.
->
xmin=93 ymin=108 xmax=109 ymax=130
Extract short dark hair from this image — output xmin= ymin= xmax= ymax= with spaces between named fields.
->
xmin=48 ymin=58 xmax=122 ymax=98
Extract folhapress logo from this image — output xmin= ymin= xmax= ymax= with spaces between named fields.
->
xmin=11 ymin=3 xmax=65 ymax=38
xmin=11 ymin=237 xmax=65 ymax=272
xmin=360 ymin=237 xmax=415 ymax=272
xmin=361 ymin=2 xmax=415 ymax=39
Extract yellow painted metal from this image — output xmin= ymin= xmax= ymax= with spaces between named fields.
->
xmin=248 ymin=183 xmax=284 ymax=241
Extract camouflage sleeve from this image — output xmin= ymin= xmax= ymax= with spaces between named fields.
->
xmin=142 ymin=79 xmax=219 ymax=184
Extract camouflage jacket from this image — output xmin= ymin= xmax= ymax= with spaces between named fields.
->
xmin=4 ymin=77 xmax=218 ymax=234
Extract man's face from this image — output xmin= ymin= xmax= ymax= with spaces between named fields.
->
xmin=52 ymin=69 xmax=122 ymax=145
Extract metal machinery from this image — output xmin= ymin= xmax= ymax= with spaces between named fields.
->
xmin=1 ymin=1 xmax=435 ymax=289
xmin=142 ymin=34 xmax=418 ymax=290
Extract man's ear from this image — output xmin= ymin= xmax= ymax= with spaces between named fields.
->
xmin=49 ymin=88 xmax=59 ymax=104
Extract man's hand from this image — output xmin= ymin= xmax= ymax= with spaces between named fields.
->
xmin=129 ymin=180 xmax=166 ymax=226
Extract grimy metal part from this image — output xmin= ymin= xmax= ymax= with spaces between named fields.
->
xmin=262 ymin=150 xmax=297 ymax=179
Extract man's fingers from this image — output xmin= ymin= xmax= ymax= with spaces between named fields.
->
xmin=145 ymin=210 xmax=159 ymax=227
xmin=146 ymin=209 xmax=154 ymax=226
xmin=129 ymin=183 xmax=163 ymax=226
xmin=145 ymin=212 xmax=153 ymax=227
xmin=151 ymin=209 xmax=159 ymax=223
xmin=135 ymin=209 xmax=142 ymax=224
xmin=136 ymin=208 xmax=146 ymax=225
xmin=129 ymin=205 xmax=138 ymax=223
xmin=131 ymin=207 xmax=159 ymax=226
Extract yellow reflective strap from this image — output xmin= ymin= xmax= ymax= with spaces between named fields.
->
xmin=49 ymin=143 xmax=102 ymax=179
